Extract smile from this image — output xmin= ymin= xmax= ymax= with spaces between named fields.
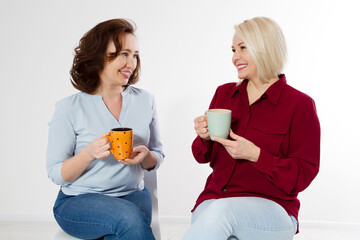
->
xmin=119 ymin=71 xmax=131 ymax=78
xmin=237 ymin=64 xmax=247 ymax=71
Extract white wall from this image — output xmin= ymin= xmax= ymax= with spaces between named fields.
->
xmin=1 ymin=0 xmax=359 ymax=224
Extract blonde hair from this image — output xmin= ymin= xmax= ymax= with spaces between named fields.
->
xmin=234 ymin=17 xmax=287 ymax=81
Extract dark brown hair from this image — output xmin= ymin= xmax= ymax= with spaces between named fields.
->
xmin=70 ymin=19 xmax=140 ymax=94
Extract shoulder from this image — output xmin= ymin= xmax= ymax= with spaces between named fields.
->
xmin=283 ymin=84 xmax=315 ymax=105
xmin=128 ymin=86 xmax=155 ymax=101
xmin=55 ymin=92 xmax=81 ymax=107
xmin=218 ymin=82 xmax=238 ymax=90
xmin=215 ymin=82 xmax=238 ymax=94
xmin=281 ymin=84 xmax=317 ymax=115
xmin=54 ymin=92 xmax=92 ymax=113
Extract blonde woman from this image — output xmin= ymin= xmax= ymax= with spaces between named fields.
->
xmin=184 ymin=17 xmax=320 ymax=240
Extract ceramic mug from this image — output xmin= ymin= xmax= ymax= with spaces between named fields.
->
xmin=206 ymin=109 xmax=232 ymax=139
xmin=104 ymin=128 xmax=133 ymax=160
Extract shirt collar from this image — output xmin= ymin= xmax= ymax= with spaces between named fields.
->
xmin=122 ymin=85 xmax=132 ymax=96
xmin=231 ymin=79 xmax=247 ymax=97
xmin=81 ymin=85 xmax=133 ymax=100
xmin=231 ymin=74 xmax=287 ymax=106
xmin=265 ymin=74 xmax=287 ymax=105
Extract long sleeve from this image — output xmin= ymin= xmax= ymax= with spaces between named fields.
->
xmin=46 ymin=100 xmax=75 ymax=186
xmin=192 ymin=136 xmax=213 ymax=164
xmin=46 ymin=88 xmax=165 ymax=197
xmin=191 ymin=86 xmax=222 ymax=163
xmin=252 ymin=97 xmax=321 ymax=195
xmin=190 ymin=76 xmax=321 ymax=220
xmin=148 ymin=95 xmax=165 ymax=170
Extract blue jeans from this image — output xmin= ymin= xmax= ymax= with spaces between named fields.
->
xmin=183 ymin=197 xmax=298 ymax=240
xmin=53 ymin=188 xmax=155 ymax=240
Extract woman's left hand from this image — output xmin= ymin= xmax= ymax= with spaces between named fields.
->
xmin=118 ymin=145 xmax=149 ymax=165
xmin=212 ymin=129 xmax=260 ymax=162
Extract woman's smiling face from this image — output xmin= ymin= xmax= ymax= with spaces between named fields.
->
xmin=99 ymin=33 xmax=139 ymax=88
xmin=232 ymin=34 xmax=257 ymax=81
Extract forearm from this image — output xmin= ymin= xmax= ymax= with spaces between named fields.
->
xmin=140 ymin=151 xmax=157 ymax=170
xmin=61 ymin=147 xmax=95 ymax=182
xmin=192 ymin=136 xmax=213 ymax=164
xmin=252 ymin=149 xmax=319 ymax=194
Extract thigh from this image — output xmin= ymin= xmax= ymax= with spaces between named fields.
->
xmin=191 ymin=199 xmax=215 ymax=224
xmin=122 ymin=187 xmax=152 ymax=224
xmin=53 ymin=190 xmax=150 ymax=239
xmin=223 ymin=197 xmax=297 ymax=240
xmin=184 ymin=197 xmax=297 ymax=240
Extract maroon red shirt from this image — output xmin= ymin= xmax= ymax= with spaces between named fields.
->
xmin=191 ymin=74 xmax=320 ymax=222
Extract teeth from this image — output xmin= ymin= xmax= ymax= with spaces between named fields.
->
xmin=237 ymin=64 xmax=247 ymax=69
xmin=120 ymin=71 xmax=131 ymax=76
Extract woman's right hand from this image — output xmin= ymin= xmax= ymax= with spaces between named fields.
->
xmin=84 ymin=134 xmax=111 ymax=160
xmin=194 ymin=114 xmax=210 ymax=141
xmin=61 ymin=134 xmax=111 ymax=182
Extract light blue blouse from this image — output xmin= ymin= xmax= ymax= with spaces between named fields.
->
xmin=46 ymin=86 xmax=164 ymax=197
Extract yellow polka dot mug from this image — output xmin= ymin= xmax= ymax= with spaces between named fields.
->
xmin=105 ymin=128 xmax=133 ymax=160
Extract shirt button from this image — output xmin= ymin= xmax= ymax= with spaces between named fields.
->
xmin=222 ymin=187 xmax=226 ymax=192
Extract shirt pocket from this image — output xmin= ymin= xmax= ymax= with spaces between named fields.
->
xmin=250 ymin=124 xmax=289 ymax=155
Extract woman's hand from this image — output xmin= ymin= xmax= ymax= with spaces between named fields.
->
xmin=61 ymin=133 xmax=111 ymax=182
xmin=119 ymin=145 xmax=150 ymax=165
xmin=212 ymin=129 xmax=260 ymax=162
xmin=194 ymin=114 xmax=210 ymax=141
xmin=84 ymin=134 xmax=111 ymax=160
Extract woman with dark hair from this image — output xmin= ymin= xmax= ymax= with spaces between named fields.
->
xmin=46 ymin=19 xmax=164 ymax=240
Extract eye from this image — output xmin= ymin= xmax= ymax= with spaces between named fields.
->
xmin=231 ymin=48 xmax=235 ymax=53
xmin=120 ymin=52 xmax=129 ymax=57
xmin=107 ymin=52 xmax=117 ymax=58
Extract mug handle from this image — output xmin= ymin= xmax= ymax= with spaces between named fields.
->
xmin=103 ymin=134 xmax=114 ymax=155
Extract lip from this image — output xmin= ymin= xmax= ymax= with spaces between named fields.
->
xmin=119 ymin=71 xmax=131 ymax=79
xmin=236 ymin=64 xmax=247 ymax=71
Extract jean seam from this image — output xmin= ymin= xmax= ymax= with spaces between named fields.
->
xmin=232 ymin=221 xmax=296 ymax=233
xmin=54 ymin=213 xmax=113 ymax=230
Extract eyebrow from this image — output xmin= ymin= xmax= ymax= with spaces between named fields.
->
xmin=122 ymin=49 xmax=139 ymax=53
xmin=231 ymin=42 xmax=245 ymax=48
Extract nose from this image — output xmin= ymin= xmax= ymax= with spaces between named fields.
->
xmin=232 ymin=50 xmax=240 ymax=65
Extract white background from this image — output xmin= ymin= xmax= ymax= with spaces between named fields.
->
xmin=1 ymin=0 xmax=359 ymax=224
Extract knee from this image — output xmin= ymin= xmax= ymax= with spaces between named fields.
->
xmin=196 ymin=200 xmax=234 ymax=227
xmin=119 ymin=211 xmax=145 ymax=229
xmin=204 ymin=208 xmax=223 ymax=225
xmin=113 ymin=210 xmax=153 ymax=239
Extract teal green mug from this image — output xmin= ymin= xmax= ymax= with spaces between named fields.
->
xmin=206 ymin=109 xmax=232 ymax=139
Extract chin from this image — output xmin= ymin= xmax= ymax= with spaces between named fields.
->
xmin=118 ymin=79 xmax=129 ymax=86
xmin=238 ymin=74 xmax=247 ymax=79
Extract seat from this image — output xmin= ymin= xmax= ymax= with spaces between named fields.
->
xmin=144 ymin=170 xmax=161 ymax=240
xmin=54 ymin=170 xmax=161 ymax=240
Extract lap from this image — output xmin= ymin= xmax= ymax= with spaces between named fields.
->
xmin=185 ymin=197 xmax=297 ymax=240
xmin=54 ymin=188 xmax=153 ymax=239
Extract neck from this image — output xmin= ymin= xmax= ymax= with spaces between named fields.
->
xmin=246 ymin=76 xmax=279 ymax=105
xmin=93 ymin=84 xmax=126 ymax=101
xmin=247 ymin=76 xmax=279 ymax=92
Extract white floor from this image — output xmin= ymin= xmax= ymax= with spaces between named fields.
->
xmin=0 ymin=220 xmax=359 ymax=240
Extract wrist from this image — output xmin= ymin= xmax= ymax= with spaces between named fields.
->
xmin=81 ymin=146 xmax=95 ymax=163
xmin=141 ymin=150 xmax=157 ymax=170
xmin=250 ymin=146 xmax=260 ymax=162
